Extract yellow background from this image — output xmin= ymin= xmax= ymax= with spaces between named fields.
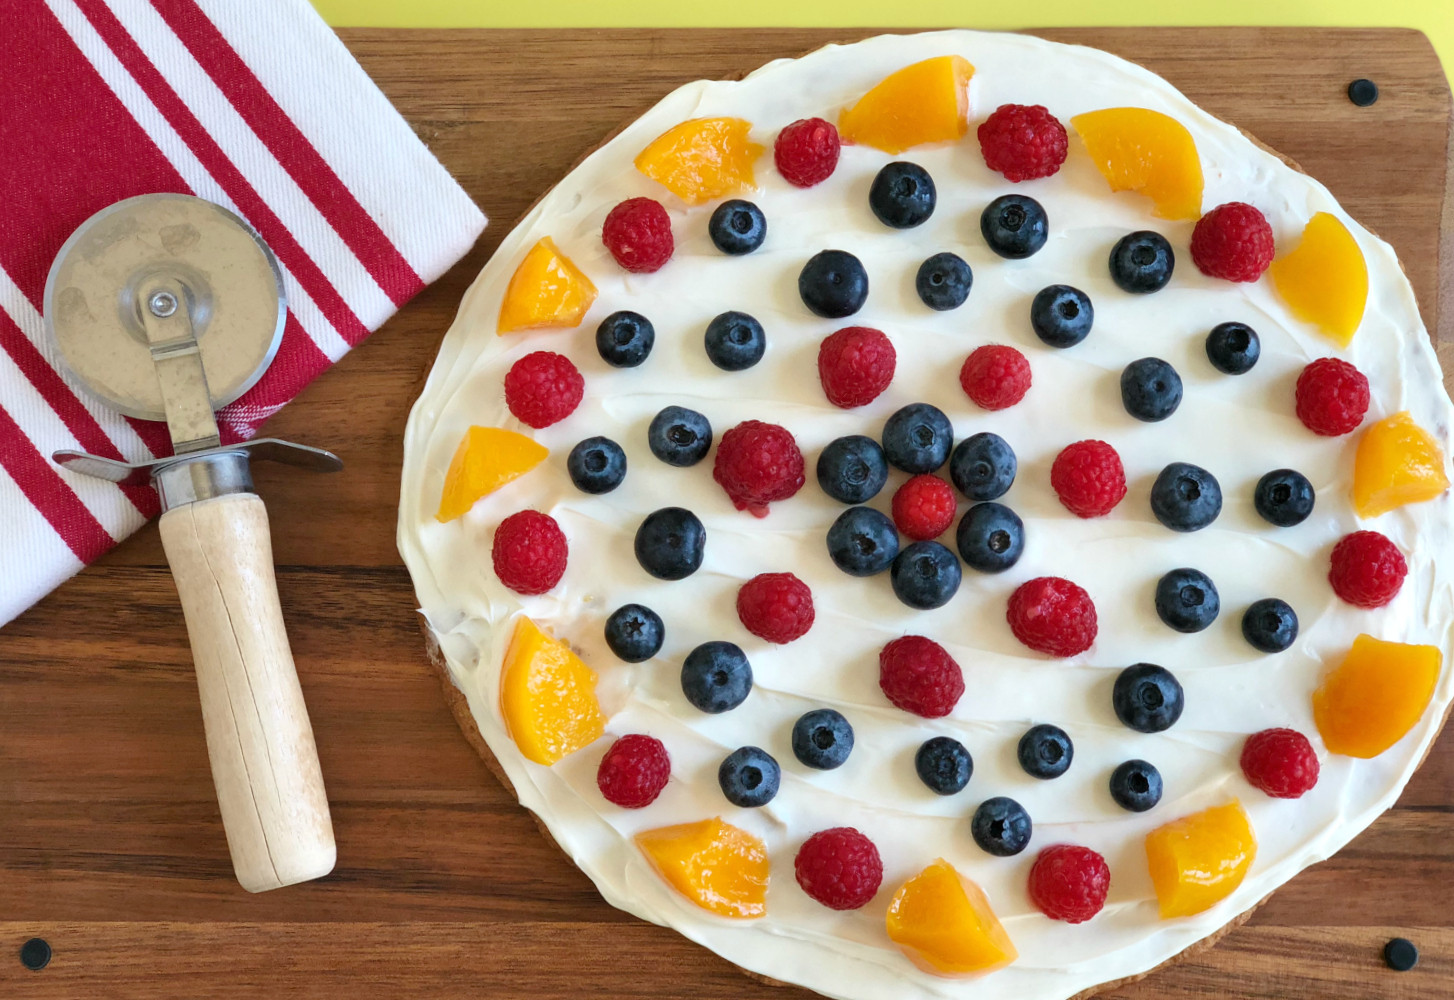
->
xmin=312 ymin=0 xmax=1452 ymax=86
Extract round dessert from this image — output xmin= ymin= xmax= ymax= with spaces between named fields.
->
xmin=398 ymin=30 xmax=1454 ymax=1000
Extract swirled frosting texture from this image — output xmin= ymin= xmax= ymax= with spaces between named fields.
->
xmin=398 ymin=30 xmax=1454 ymax=1000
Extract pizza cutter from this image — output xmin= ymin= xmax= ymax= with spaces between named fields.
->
xmin=44 ymin=193 xmax=338 ymax=893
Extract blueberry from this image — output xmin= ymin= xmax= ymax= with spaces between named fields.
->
xmin=718 ymin=745 xmax=780 ymax=807
xmin=915 ymin=736 xmax=973 ymax=795
xmin=1150 ymin=462 xmax=1222 ymax=532
xmin=817 ymin=435 xmax=889 ymax=503
xmin=1109 ymin=231 xmax=1175 ymax=293
xmin=681 ymin=640 xmax=752 ymax=713
xmin=869 ymin=161 xmax=936 ymax=229
xmin=604 ymin=603 xmax=664 ymax=662
xmin=709 ymin=199 xmax=766 ymax=255
xmin=971 ymin=796 xmax=1032 ymax=857
xmin=1031 ymin=284 xmax=1094 ymax=348
xmin=648 ymin=406 xmax=712 ymax=467
xmin=704 ymin=311 xmax=766 ymax=371
xmin=827 ymin=506 xmax=899 ymax=577
xmin=915 ymin=252 xmax=972 ymax=310
xmin=1120 ymin=357 xmax=1183 ymax=422
xmin=595 ymin=310 xmax=655 ymax=368
xmin=882 ymin=403 xmax=953 ymax=474
xmin=799 ymin=249 xmax=869 ymax=318
xmin=1253 ymin=469 xmax=1315 ymax=527
xmin=890 ymin=540 xmax=961 ymax=610
xmin=791 ymin=709 xmax=854 ymax=770
xmin=1112 ymin=663 xmax=1185 ymax=733
xmin=567 ymin=436 xmax=627 ymax=494
xmin=1205 ymin=321 xmax=1260 ymax=375
xmin=949 ymin=432 xmax=1016 ymax=501
xmin=980 ymin=194 xmax=1048 ymax=259
xmin=1109 ymin=759 xmax=1163 ymax=812
xmin=1017 ymin=724 xmax=1073 ymax=779
xmin=1242 ymin=597 xmax=1299 ymax=653
xmin=1155 ymin=567 xmax=1220 ymax=633
xmin=955 ymin=502 xmax=1024 ymax=573
xmin=635 ymin=507 xmax=706 ymax=580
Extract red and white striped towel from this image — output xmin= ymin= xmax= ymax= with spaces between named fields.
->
xmin=0 ymin=0 xmax=486 ymax=625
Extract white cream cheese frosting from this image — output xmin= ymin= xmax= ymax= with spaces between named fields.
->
xmin=397 ymin=30 xmax=1454 ymax=1000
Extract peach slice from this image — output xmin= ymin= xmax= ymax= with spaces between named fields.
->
xmin=634 ymin=117 xmax=763 ymax=205
xmin=838 ymin=56 xmax=974 ymax=154
xmin=435 ymin=426 xmax=548 ymax=522
xmin=1269 ymin=212 xmax=1369 ymax=347
xmin=1352 ymin=411 xmax=1450 ymax=518
xmin=885 ymin=858 xmax=1017 ymax=977
xmin=497 ymin=237 xmax=598 ymax=334
xmin=1313 ymin=634 xmax=1442 ymax=758
xmin=1145 ymin=800 xmax=1256 ymax=919
xmin=1070 ymin=108 xmax=1204 ymax=220
xmin=499 ymin=616 xmax=605 ymax=766
xmin=635 ymin=817 xmax=769 ymax=918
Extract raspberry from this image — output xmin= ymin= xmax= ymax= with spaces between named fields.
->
xmin=1329 ymin=530 xmax=1407 ymax=608
xmin=879 ymin=635 xmax=964 ymax=718
xmin=1190 ymin=202 xmax=1275 ymax=282
xmin=712 ymin=420 xmax=805 ymax=517
xmin=794 ymin=827 xmax=883 ymax=910
xmin=737 ymin=572 xmax=815 ymax=644
xmin=891 ymin=475 xmax=957 ymax=541
xmin=1240 ymin=728 xmax=1320 ymax=799
xmin=1028 ymin=845 xmax=1111 ymax=924
xmin=977 ymin=104 xmax=1069 ymax=182
xmin=1295 ymin=357 xmax=1370 ymax=436
xmin=601 ymin=196 xmax=673 ymax=273
xmin=959 ymin=344 xmax=1031 ymax=410
xmin=504 ymin=351 xmax=583 ymax=429
xmin=1050 ymin=440 xmax=1127 ymax=518
xmin=491 ymin=510 xmax=567 ymax=594
xmin=817 ymin=327 xmax=896 ymax=408
xmin=1007 ymin=577 xmax=1097 ymax=657
xmin=775 ymin=117 xmax=841 ymax=188
xmin=596 ymin=734 xmax=671 ymax=808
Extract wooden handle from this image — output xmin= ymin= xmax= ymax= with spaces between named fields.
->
xmin=159 ymin=493 xmax=336 ymax=893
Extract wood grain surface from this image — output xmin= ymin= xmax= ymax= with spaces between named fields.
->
xmin=2 ymin=26 xmax=1452 ymax=1000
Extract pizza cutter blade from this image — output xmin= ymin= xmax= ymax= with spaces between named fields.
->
xmin=44 ymin=193 xmax=338 ymax=893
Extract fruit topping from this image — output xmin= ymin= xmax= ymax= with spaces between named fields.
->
xmin=719 ymin=745 xmax=781 ymax=807
xmin=595 ymin=310 xmax=654 ymax=367
xmin=800 ymin=249 xmax=870 ymax=318
xmin=567 ymin=436 xmax=626 ymax=495
xmin=917 ymin=252 xmax=974 ymax=311
xmin=1028 ymin=845 xmax=1110 ymax=924
xmin=597 ymin=734 xmax=671 ymax=808
xmin=880 ymin=635 xmax=965 ymax=718
xmin=1270 ymin=211 xmax=1369 ymax=346
xmin=635 ymin=507 xmax=706 ymax=580
xmin=1190 ymin=202 xmax=1274 ymax=282
xmin=981 ymin=194 xmax=1048 ymax=259
xmin=435 ymin=426 xmax=548 ymax=522
xmin=959 ymin=344 xmax=1030 ymax=411
xmin=870 ymin=161 xmax=937 ymax=228
xmin=1144 ymin=801 xmax=1256 ymax=918
xmin=956 ymin=502 xmax=1025 ymax=574
xmin=891 ymin=541 xmax=963 ymax=610
xmin=634 ymin=117 xmax=764 ymax=204
xmin=971 ymin=797 xmax=1032 ymax=857
xmin=604 ymin=603 xmax=665 ymax=663
xmin=827 ymin=506 xmax=900 ymax=577
xmin=892 ymin=474 xmax=958 ymax=541
xmin=1241 ymin=598 xmax=1299 ymax=653
xmin=1154 ymin=567 xmax=1220 ymax=633
xmin=493 ymin=510 xmax=568 ymax=595
xmin=497 ymin=237 xmax=598 ymax=334
xmin=949 ymin=432 xmax=1017 ymax=501
xmin=818 ymin=435 xmax=889 ymax=504
xmin=713 ymin=420 xmax=806 ymax=516
xmin=884 ymin=403 xmax=954 ymax=474
xmin=648 ymin=405 xmax=713 ymax=467
xmin=737 ymin=571 xmax=815 ymax=644
xmin=1295 ymin=357 xmax=1369 ymax=436
xmin=775 ymin=117 xmax=841 ymax=187
xmin=1314 ymin=634 xmax=1441 ymax=758
xmin=1017 ymin=724 xmax=1073 ymax=780
xmin=1329 ymin=529 xmax=1407 ymax=608
xmin=1253 ymin=468 xmax=1315 ymax=527
xmin=1031 ymin=284 xmax=1093 ymax=348
xmin=504 ymin=351 xmax=583 ymax=428
xmin=708 ymin=198 xmax=767 ymax=255
xmin=792 ymin=709 xmax=854 ymax=770
xmin=1109 ymin=759 xmax=1163 ymax=812
xmin=916 ymin=736 xmax=974 ymax=795
xmin=1113 ymin=663 xmax=1184 ymax=733
xmin=681 ymin=640 xmax=752 ymax=713
xmin=1240 ymin=728 xmax=1319 ymax=799
xmin=1109 ymin=230 xmax=1175 ymax=293
xmin=838 ymin=55 xmax=974 ymax=154
xmin=1007 ymin=577 xmax=1097 ymax=657
xmin=1070 ymin=107 xmax=1203 ymax=220
xmin=635 ymin=817 xmax=769 ymax=919
xmin=1353 ymin=411 xmax=1451 ymax=517
xmin=1051 ymin=439 xmax=1127 ymax=517
xmin=704 ymin=310 xmax=766 ymax=371
xmin=602 ymin=197 xmax=673 ymax=273
xmin=499 ymin=615 xmax=605 ymax=765
xmin=796 ymin=827 xmax=883 ymax=910
xmin=978 ymin=103 xmax=1068 ymax=182
xmin=1120 ymin=357 xmax=1183 ymax=422
xmin=1151 ymin=461 xmax=1222 ymax=531
xmin=818 ymin=326 xmax=896 ymax=408
xmin=886 ymin=859 xmax=1017 ymax=977
xmin=1205 ymin=321 xmax=1260 ymax=375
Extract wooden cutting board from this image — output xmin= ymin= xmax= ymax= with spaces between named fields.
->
xmin=2 ymin=27 xmax=1452 ymax=1000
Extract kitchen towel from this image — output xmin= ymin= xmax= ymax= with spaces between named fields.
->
xmin=0 ymin=0 xmax=486 ymax=625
